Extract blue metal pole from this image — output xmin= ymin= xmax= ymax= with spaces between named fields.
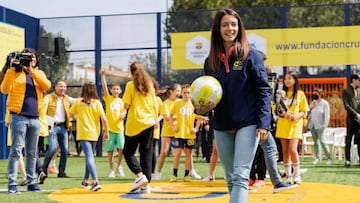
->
xmin=0 ymin=7 xmax=8 ymax=160
xmin=156 ymin=12 xmax=162 ymax=87
xmin=281 ymin=6 xmax=288 ymax=77
xmin=95 ymin=16 xmax=103 ymax=157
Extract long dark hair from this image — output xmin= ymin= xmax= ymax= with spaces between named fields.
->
xmin=283 ymin=71 xmax=300 ymax=107
xmin=159 ymin=83 xmax=181 ymax=99
xmin=81 ymin=82 xmax=99 ymax=104
xmin=21 ymin=48 xmax=40 ymax=67
xmin=208 ymin=8 xmax=250 ymax=72
xmin=130 ymin=61 xmax=153 ymax=95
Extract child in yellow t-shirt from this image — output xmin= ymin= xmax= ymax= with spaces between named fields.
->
xmin=152 ymin=83 xmax=181 ymax=181
xmin=100 ymin=68 xmax=126 ymax=178
xmin=168 ymin=84 xmax=207 ymax=182
xmin=69 ymin=82 xmax=109 ymax=192
xmin=122 ymin=62 xmax=158 ymax=193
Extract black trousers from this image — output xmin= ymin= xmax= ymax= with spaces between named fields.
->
xmin=345 ymin=118 xmax=360 ymax=162
xmin=124 ymin=126 xmax=154 ymax=182
xmin=250 ymin=145 xmax=266 ymax=180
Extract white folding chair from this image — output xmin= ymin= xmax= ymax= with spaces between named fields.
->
xmin=321 ymin=127 xmax=335 ymax=160
xmin=332 ymin=127 xmax=346 ymax=160
xmin=301 ymin=131 xmax=314 ymax=160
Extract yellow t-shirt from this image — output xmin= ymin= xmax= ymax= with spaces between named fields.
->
xmin=153 ymin=96 xmax=163 ymax=140
xmin=160 ymin=98 xmax=180 ymax=137
xmin=39 ymin=95 xmax=49 ymax=137
xmin=171 ymin=99 xmax=199 ymax=140
xmin=275 ymin=90 xmax=309 ymax=139
xmin=69 ymin=98 xmax=105 ymax=141
xmin=122 ymin=81 xmax=157 ymax=136
xmin=103 ymin=94 xmax=125 ymax=134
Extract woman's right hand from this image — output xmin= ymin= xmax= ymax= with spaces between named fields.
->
xmin=193 ymin=99 xmax=216 ymax=115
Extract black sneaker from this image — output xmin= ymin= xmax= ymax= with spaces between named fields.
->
xmin=38 ymin=171 xmax=47 ymax=184
xmin=273 ymin=182 xmax=298 ymax=193
xmin=57 ymin=173 xmax=70 ymax=178
xmin=27 ymin=183 xmax=41 ymax=192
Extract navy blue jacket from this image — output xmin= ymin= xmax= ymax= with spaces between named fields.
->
xmin=204 ymin=49 xmax=271 ymax=131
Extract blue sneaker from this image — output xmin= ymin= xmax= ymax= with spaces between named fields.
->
xmin=8 ymin=185 xmax=21 ymax=194
xmin=27 ymin=183 xmax=41 ymax=192
xmin=90 ymin=182 xmax=101 ymax=192
xmin=273 ymin=182 xmax=298 ymax=193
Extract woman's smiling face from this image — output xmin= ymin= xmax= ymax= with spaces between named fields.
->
xmin=220 ymin=14 xmax=238 ymax=47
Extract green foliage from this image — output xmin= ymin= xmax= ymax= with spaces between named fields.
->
xmin=131 ymin=2 xmax=356 ymax=86
xmin=39 ymin=26 xmax=70 ymax=87
xmin=129 ymin=51 xmax=204 ymax=85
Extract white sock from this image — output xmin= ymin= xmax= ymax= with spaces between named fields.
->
xmin=49 ymin=160 xmax=56 ymax=166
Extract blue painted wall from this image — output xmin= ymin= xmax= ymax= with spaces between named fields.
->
xmin=0 ymin=6 xmax=40 ymax=159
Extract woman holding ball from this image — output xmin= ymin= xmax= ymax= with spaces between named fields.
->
xmin=199 ymin=8 xmax=272 ymax=203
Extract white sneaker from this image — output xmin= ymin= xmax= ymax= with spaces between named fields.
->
xmin=313 ymin=159 xmax=320 ymax=165
xmin=286 ymin=176 xmax=293 ymax=184
xmin=117 ymin=166 xmax=125 ymax=177
xmin=326 ymin=159 xmax=333 ymax=165
xmin=202 ymin=175 xmax=215 ymax=182
xmin=130 ymin=174 xmax=148 ymax=192
xmin=152 ymin=171 xmax=161 ymax=180
xmin=140 ymin=184 xmax=151 ymax=194
xmin=190 ymin=169 xmax=201 ymax=180
xmin=108 ymin=170 xmax=115 ymax=178
xmin=293 ymin=175 xmax=301 ymax=184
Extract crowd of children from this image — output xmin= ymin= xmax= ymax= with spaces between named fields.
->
xmin=3 ymin=49 xmax=301 ymax=197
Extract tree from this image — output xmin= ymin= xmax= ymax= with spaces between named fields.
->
xmin=129 ymin=51 xmax=203 ymax=85
xmin=166 ymin=1 xmax=349 ymax=76
xmin=38 ymin=25 xmax=70 ymax=87
xmin=129 ymin=1 xmax=354 ymax=86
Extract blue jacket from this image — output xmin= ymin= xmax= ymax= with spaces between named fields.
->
xmin=204 ymin=49 xmax=271 ymax=131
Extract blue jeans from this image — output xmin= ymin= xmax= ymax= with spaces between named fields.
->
xmin=259 ymin=132 xmax=282 ymax=186
xmin=8 ymin=114 xmax=40 ymax=186
xmin=80 ymin=141 xmax=98 ymax=180
xmin=214 ymin=125 xmax=258 ymax=203
xmin=42 ymin=124 xmax=68 ymax=174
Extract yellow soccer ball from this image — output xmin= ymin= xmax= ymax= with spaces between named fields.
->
xmin=190 ymin=76 xmax=223 ymax=107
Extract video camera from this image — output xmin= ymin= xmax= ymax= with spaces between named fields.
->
xmin=8 ymin=52 xmax=32 ymax=72
xmin=267 ymin=72 xmax=288 ymax=117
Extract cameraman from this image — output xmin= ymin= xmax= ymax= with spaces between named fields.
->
xmin=1 ymin=48 xmax=51 ymax=194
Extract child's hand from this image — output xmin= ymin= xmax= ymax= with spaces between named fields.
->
xmin=191 ymin=128 xmax=198 ymax=134
xmin=118 ymin=112 xmax=126 ymax=120
xmin=103 ymin=131 xmax=109 ymax=140
xmin=99 ymin=68 xmax=105 ymax=75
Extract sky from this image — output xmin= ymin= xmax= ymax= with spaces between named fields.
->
xmin=0 ymin=0 xmax=174 ymax=71
xmin=0 ymin=0 xmax=172 ymax=18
